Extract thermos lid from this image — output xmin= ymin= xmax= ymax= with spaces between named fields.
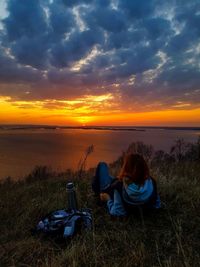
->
xmin=66 ymin=182 xmax=74 ymax=190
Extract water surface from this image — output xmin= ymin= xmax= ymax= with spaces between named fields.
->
xmin=0 ymin=128 xmax=199 ymax=179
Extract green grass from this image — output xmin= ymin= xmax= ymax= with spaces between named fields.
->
xmin=0 ymin=150 xmax=200 ymax=266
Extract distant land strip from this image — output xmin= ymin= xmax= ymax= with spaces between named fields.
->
xmin=0 ymin=125 xmax=200 ymax=131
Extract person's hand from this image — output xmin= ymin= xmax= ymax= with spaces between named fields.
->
xmin=100 ymin=193 xmax=111 ymax=202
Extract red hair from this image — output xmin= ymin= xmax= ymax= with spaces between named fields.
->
xmin=118 ymin=154 xmax=149 ymax=185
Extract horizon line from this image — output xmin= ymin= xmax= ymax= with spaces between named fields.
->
xmin=0 ymin=123 xmax=200 ymax=129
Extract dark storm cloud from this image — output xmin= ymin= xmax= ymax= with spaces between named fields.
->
xmin=49 ymin=0 xmax=74 ymax=38
xmin=50 ymin=28 xmax=104 ymax=68
xmin=89 ymin=7 xmax=127 ymax=33
xmin=10 ymin=35 xmax=49 ymax=69
xmin=3 ymin=0 xmax=47 ymax=41
xmin=142 ymin=17 xmax=173 ymax=40
xmin=0 ymin=0 xmax=200 ymax=110
xmin=0 ymin=47 xmax=43 ymax=83
xmin=119 ymin=0 xmax=155 ymax=19
xmin=62 ymin=0 xmax=93 ymax=8
xmin=2 ymin=0 xmax=49 ymax=69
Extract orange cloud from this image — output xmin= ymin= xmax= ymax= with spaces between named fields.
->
xmin=0 ymin=96 xmax=200 ymax=126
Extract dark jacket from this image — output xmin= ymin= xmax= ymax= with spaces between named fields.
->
xmin=103 ymin=177 xmax=161 ymax=216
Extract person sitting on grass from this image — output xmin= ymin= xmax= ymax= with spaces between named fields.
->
xmin=92 ymin=153 xmax=161 ymax=217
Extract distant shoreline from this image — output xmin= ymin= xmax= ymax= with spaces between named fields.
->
xmin=0 ymin=125 xmax=200 ymax=131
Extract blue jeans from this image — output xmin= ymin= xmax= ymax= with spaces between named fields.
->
xmin=92 ymin=162 xmax=114 ymax=194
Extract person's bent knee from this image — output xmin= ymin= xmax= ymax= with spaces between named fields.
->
xmin=97 ymin=162 xmax=108 ymax=168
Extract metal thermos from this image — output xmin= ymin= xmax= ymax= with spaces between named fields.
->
xmin=66 ymin=182 xmax=78 ymax=211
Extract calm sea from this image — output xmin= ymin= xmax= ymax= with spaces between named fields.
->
xmin=0 ymin=127 xmax=199 ymax=179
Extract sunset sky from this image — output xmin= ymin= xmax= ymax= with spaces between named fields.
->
xmin=0 ymin=0 xmax=200 ymax=126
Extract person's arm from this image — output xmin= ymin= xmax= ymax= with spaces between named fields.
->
xmin=151 ymin=177 xmax=161 ymax=208
xmin=107 ymin=190 xmax=127 ymax=216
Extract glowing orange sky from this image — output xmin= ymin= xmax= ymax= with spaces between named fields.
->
xmin=0 ymin=95 xmax=200 ymax=126
xmin=1 ymin=0 xmax=200 ymax=128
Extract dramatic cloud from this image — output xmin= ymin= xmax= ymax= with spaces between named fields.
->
xmin=0 ymin=0 xmax=200 ymax=114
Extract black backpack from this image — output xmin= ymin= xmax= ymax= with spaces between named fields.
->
xmin=34 ymin=209 xmax=92 ymax=241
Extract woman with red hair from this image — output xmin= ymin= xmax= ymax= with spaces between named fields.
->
xmin=92 ymin=154 xmax=161 ymax=216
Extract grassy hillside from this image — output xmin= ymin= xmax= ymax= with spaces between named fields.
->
xmin=0 ymin=140 xmax=200 ymax=267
